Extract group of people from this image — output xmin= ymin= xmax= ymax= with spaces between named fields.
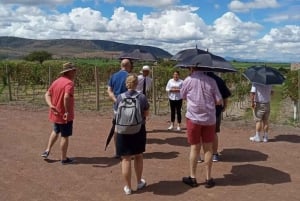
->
xmin=40 ymin=59 xmax=273 ymax=195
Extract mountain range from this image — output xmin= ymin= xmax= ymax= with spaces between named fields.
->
xmin=0 ymin=36 xmax=172 ymax=60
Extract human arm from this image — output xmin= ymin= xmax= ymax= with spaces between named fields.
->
xmin=221 ymin=98 xmax=228 ymax=112
xmin=63 ymin=92 xmax=71 ymax=121
xmin=107 ymin=86 xmax=117 ymax=103
xmin=44 ymin=91 xmax=59 ymax=115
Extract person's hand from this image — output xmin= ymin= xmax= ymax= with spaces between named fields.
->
xmin=251 ymin=101 xmax=256 ymax=109
xmin=50 ymin=106 xmax=59 ymax=115
xmin=63 ymin=112 xmax=68 ymax=122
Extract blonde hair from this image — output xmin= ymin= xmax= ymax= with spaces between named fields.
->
xmin=126 ymin=74 xmax=138 ymax=89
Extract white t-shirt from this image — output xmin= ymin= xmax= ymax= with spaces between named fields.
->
xmin=250 ymin=83 xmax=272 ymax=103
xmin=166 ymin=78 xmax=183 ymax=100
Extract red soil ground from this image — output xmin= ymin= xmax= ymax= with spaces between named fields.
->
xmin=1 ymin=105 xmax=300 ymax=201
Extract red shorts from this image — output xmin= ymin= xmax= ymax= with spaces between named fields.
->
xmin=186 ymin=118 xmax=215 ymax=144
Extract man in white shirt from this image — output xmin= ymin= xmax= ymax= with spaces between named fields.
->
xmin=249 ymin=83 xmax=273 ymax=142
xmin=137 ymin=65 xmax=152 ymax=96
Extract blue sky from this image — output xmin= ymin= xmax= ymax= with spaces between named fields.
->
xmin=0 ymin=0 xmax=299 ymax=62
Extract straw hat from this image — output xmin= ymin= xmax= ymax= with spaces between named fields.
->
xmin=60 ymin=62 xmax=76 ymax=74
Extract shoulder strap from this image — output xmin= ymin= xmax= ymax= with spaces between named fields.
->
xmin=120 ymin=93 xmax=126 ymax=99
xmin=131 ymin=92 xmax=140 ymax=99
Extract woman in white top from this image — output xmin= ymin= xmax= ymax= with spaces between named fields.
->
xmin=166 ymin=71 xmax=184 ymax=131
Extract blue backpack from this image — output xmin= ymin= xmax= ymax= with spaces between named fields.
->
xmin=115 ymin=92 xmax=143 ymax=134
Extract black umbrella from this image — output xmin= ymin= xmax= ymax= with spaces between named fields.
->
xmin=171 ymin=48 xmax=209 ymax=61
xmin=172 ymin=48 xmax=237 ymax=73
xmin=118 ymin=49 xmax=157 ymax=61
xmin=243 ymin=66 xmax=285 ymax=85
xmin=104 ymin=118 xmax=116 ymax=151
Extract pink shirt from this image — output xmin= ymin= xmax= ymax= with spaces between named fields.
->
xmin=48 ymin=76 xmax=74 ymax=123
xmin=181 ymin=71 xmax=222 ymax=125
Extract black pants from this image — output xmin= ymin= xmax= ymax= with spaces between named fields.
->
xmin=169 ymin=99 xmax=182 ymax=123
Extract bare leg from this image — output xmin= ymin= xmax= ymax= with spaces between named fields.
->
xmin=45 ymin=131 xmax=58 ymax=152
xmin=189 ymin=144 xmax=201 ymax=178
xmin=256 ymin=121 xmax=263 ymax=133
xmin=212 ymin=133 xmax=218 ymax=154
xmin=60 ymin=136 xmax=69 ymax=160
xmin=122 ymin=156 xmax=132 ymax=189
xmin=134 ymin=154 xmax=143 ymax=183
xmin=202 ymin=142 xmax=213 ymax=180
xmin=263 ymin=119 xmax=269 ymax=133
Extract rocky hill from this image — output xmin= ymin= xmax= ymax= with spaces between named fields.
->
xmin=0 ymin=36 xmax=172 ymax=60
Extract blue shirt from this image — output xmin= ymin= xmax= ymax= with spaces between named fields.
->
xmin=108 ymin=69 xmax=128 ymax=97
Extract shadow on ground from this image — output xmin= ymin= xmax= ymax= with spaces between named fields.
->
xmin=147 ymin=136 xmax=189 ymax=147
xmin=144 ymin=151 xmax=180 ymax=160
xmin=139 ymin=180 xmax=189 ymax=196
xmin=215 ymin=164 xmax=291 ymax=186
xmin=220 ymin=148 xmax=268 ymax=162
xmin=270 ymin=134 xmax=300 ymax=143
xmin=67 ymin=156 xmax=120 ymax=167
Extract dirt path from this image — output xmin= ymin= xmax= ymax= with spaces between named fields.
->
xmin=1 ymin=105 xmax=300 ymax=201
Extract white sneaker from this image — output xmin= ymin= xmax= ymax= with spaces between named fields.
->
xmin=249 ymin=135 xmax=261 ymax=142
xmin=137 ymin=179 xmax=146 ymax=190
xmin=176 ymin=126 xmax=181 ymax=131
xmin=168 ymin=125 xmax=174 ymax=130
xmin=123 ymin=186 xmax=132 ymax=195
xmin=263 ymin=136 xmax=268 ymax=143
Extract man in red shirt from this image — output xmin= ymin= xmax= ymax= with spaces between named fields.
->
xmin=41 ymin=62 xmax=76 ymax=164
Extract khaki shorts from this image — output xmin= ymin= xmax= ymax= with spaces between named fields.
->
xmin=253 ymin=102 xmax=270 ymax=122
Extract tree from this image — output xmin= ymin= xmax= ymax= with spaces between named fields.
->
xmin=24 ymin=51 xmax=52 ymax=64
xmin=282 ymin=70 xmax=299 ymax=121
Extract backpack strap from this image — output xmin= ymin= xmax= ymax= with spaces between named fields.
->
xmin=120 ymin=93 xmax=126 ymax=100
xmin=131 ymin=92 xmax=140 ymax=99
xmin=121 ymin=91 xmax=140 ymax=99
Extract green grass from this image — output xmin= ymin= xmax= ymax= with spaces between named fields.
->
xmin=270 ymin=85 xmax=283 ymax=122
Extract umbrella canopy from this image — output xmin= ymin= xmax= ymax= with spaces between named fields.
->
xmin=171 ymin=48 xmax=209 ymax=61
xmin=118 ymin=49 xmax=157 ymax=61
xmin=172 ymin=48 xmax=237 ymax=73
xmin=243 ymin=66 xmax=285 ymax=85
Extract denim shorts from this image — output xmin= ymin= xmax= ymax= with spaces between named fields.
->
xmin=53 ymin=121 xmax=73 ymax=137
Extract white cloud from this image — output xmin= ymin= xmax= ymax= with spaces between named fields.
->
xmin=121 ymin=0 xmax=179 ymax=8
xmin=107 ymin=7 xmax=143 ymax=32
xmin=263 ymin=5 xmax=300 ymax=23
xmin=0 ymin=3 xmax=299 ymax=62
xmin=142 ymin=7 xmax=207 ymax=43
xmin=0 ymin=0 xmax=73 ymax=6
xmin=212 ymin=12 xmax=262 ymax=43
xmin=229 ymin=0 xmax=279 ymax=13
xmin=261 ymin=25 xmax=300 ymax=43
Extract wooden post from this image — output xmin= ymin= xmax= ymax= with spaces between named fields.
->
xmin=298 ymin=69 xmax=300 ymax=122
xmin=152 ymin=64 xmax=157 ymax=115
xmin=6 ymin=64 xmax=12 ymax=101
xmin=95 ymin=66 xmax=100 ymax=111
xmin=291 ymin=63 xmax=300 ymax=122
